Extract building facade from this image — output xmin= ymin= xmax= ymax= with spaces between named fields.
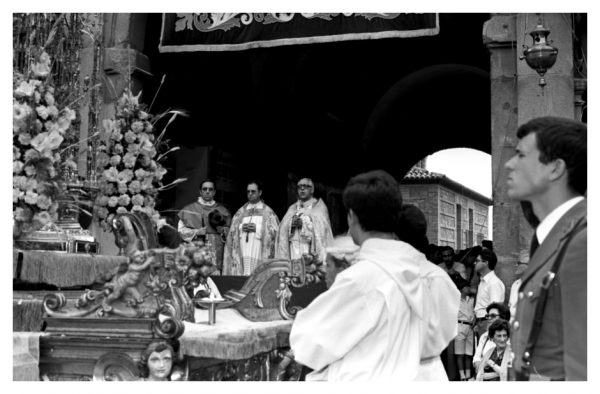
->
xmin=401 ymin=166 xmax=491 ymax=250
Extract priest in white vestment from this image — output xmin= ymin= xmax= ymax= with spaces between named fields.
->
xmin=223 ymin=181 xmax=280 ymax=275
xmin=289 ymin=170 xmax=459 ymax=380
xmin=276 ymin=178 xmax=333 ymax=263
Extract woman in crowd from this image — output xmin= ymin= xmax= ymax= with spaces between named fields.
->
xmin=476 ymin=319 xmax=512 ymax=381
xmin=473 ymin=302 xmax=510 ymax=371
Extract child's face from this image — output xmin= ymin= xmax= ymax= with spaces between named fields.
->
xmin=131 ymin=251 xmax=145 ymax=264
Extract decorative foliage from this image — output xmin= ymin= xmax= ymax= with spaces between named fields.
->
xmin=95 ymin=89 xmax=185 ymax=230
xmin=13 ymin=51 xmax=78 ymax=236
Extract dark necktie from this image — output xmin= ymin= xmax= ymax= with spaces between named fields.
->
xmin=529 ymin=233 xmax=540 ymax=259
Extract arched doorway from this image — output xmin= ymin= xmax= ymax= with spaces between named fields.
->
xmin=363 ymin=64 xmax=491 ymax=181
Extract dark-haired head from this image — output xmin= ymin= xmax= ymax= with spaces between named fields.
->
xmin=486 ymin=302 xmax=510 ymax=321
xmin=478 ymin=247 xmax=498 ymax=270
xmin=488 ymin=318 xmax=510 ymax=339
xmin=396 ymin=204 xmax=428 ymax=253
xmin=517 ymin=116 xmax=587 ymax=195
xmin=139 ymin=341 xmax=175 ymax=378
xmin=343 ymin=170 xmax=403 ymax=236
xmin=247 ymin=180 xmax=263 ymax=192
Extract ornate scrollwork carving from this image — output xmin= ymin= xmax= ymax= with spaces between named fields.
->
xmin=43 ymin=292 xmax=67 ymax=312
xmin=92 ymin=352 xmax=139 ymax=381
xmin=152 ymin=313 xmax=185 ymax=340
xmin=276 ymin=272 xmax=303 ymax=320
xmin=41 ymin=246 xmax=209 ymax=330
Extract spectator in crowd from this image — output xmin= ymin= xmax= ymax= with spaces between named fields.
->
xmin=473 ymin=302 xmax=510 ymax=371
xmin=475 ymin=319 xmax=512 ymax=381
xmin=473 ymin=248 xmax=505 ymax=338
xmin=438 ymin=246 xmax=467 ymax=280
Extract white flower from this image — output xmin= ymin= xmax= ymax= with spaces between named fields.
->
xmin=44 ymin=92 xmax=55 ymax=106
xmin=117 ymin=182 xmax=128 ymax=194
xmin=117 ymin=169 xmax=134 ymax=183
xmin=110 ymin=155 xmax=122 ymax=166
xmin=36 ymin=105 xmax=49 ymax=120
xmin=107 ymin=196 xmax=119 ymax=207
xmin=13 ymin=188 xmax=24 ymax=203
xmin=24 ymin=165 xmax=36 ymax=177
xmin=13 ymin=160 xmax=24 ymax=174
xmin=14 ymin=81 xmax=35 ymax=97
xmin=36 ymin=194 xmax=52 ymax=210
xmin=124 ymin=131 xmax=137 ymax=144
xmin=131 ymin=121 xmax=145 ymax=133
xmin=62 ymin=107 xmax=76 ymax=121
xmin=118 ymin=194 xmax=131 ymax=206
xmin=131 ymin=194 xmax=144 ymax=206
xmin=18 ymin=133 xmax=32 ymax=145
xmin=97 ymin=196 xmax=110 ymax=207
xmin=13 ymin=101 xmax=33 ymax=133
xmin=24 ymin=190 xmax=39 ymax=205
xmin=123 ymin=152 xmax=137 ymax=168
xmin=103 ymin=167 xmax=119 ymax=182
xmin=33 ymin=211 xmax=51 ymax=226
xmin=32 ymin=52 xmax=51 ymax=78
xmin=110 ymin=130 xmax=123 ymax=142
xmin=24 ymin=149 xmax=40 ymax=162
xmin=30 ymin=130 xmax=63 ymax=155
xmin=103 ymin=119 xmax=116 ymax=133
xmin=47 ymin=105 xmax=59 ymax=119
xmin=97 ymin=207 xmax=109 ymax=219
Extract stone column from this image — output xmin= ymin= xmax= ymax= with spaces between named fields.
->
xmin=483 ymin=13 xmax=576 ymax=296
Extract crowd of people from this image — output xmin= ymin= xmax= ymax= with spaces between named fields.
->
xmin=169 ymin=116 xmax=586 ymax=381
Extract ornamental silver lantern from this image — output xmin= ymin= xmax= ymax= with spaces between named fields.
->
xmin=520 ymin=20 xmax=559 ymax=87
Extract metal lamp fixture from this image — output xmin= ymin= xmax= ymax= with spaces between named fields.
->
xmin=520 ymin=20 xmax=558 ymax=87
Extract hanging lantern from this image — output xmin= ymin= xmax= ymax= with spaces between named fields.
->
xmin=520 ymin=20 xmax=559 ymax=87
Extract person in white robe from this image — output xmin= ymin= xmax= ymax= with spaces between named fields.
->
xmin=289 ymin=170 xmax=459 ymax=380
xmin=223 ymin=181 xmax=280 ymax=275
xmin=276 ymin=178 xmax=333 ymax=262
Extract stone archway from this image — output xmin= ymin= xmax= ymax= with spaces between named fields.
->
xmin=363 ymin=64 xmax=491 ymax=180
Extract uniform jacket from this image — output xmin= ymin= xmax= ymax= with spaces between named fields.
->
xmin=512 ymin=199 xmax=587 ymax=380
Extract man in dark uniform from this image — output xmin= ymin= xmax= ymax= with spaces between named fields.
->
xmin=504 ymin=117 xmax=587 ymax=380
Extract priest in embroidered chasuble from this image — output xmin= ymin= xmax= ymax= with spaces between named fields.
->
xmin=178 ymin=180 xmax=231 ymax=272
xmin=223 ymin=181 xmax=280 ymax=276
xmin=276 ymin=178 xmax=333 ymax=262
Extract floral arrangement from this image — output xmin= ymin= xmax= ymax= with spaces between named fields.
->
xmin=95 ymin=88 xmax=184 ymax=230
xmin=13 ymin=52 xmax=77 ymax=236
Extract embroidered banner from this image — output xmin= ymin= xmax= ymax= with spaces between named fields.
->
xmin=159 ymin=13 xmax=439 ymax=52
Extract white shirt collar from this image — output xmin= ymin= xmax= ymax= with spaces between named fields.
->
xmin=247 ymin=201 xmax=263 ymax=209
xmin=536 ymin=196 xmax=584 ymax=244
xmin=481 ymin=270 xmax=497 ymax=283
xmin=197 ymin=197 xmax=216 ymax=206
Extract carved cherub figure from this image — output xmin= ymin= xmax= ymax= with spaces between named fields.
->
xmin=102 ymin=250 xmax=155 ymax=311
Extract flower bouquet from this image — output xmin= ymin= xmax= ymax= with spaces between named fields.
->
xmin=13 ymin=52 xmax=77 ymax=237
xmin=95 ymin=88 xmax=185 ymax=231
